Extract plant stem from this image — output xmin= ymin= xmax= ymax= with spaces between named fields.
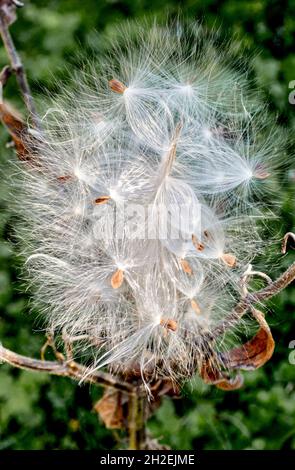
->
xmin=0 ymin=343 xmax=133 ymax=393
xmin=128 ymin=389 xmax=146 ymax=450
xmin=0 ymin=3 xmax=39 ymax=127
xmin=212 ymin=260 xmax=295 ymax=337
xmin=249 ymin=260 xmax=295 ymax=303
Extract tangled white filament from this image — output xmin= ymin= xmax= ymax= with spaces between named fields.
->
xmin=14 ymin=21 xmax=285 ymax=389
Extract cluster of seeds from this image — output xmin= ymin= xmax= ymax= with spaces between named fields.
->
xmin=17 ymin=23 xmax=283 ymax=387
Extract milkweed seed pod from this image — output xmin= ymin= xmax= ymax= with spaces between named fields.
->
xmin=14 ymin=21 xmax=285 ymax=392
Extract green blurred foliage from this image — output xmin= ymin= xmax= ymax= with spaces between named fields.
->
xmin=0 ymin=0 xmax=294 ymax=450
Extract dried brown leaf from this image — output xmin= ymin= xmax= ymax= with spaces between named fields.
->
xmin=0 ymin=101 xmax=32 ymax=160
xmin=200 ymin=360 xmax=243 ymax=391
xmin=220 ymin=309 xmax=274 ymax=370
xmin=94 ymin=389 xmax=124 ymax=429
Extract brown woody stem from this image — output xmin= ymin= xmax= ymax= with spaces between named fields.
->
xmin=0 ymin=2 xmax=39 ymax=127
xmin=248 ymin=260 xmax=295 ymax=303
xmin=0 ymin=343 xmax=133 ymax=393
xmin=213 ymin=260 xmax=295 ymax=337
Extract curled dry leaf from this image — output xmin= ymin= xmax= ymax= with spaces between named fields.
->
xmin=150 ymin=378 xmax=180 ymax=398
xmin=148 ymin=378 xmax=181 ymax=417
xmin=200 ymin=309 xmax=274 ymax=390
xmin=215 ymin=375 xmax=244 ymax=391
xmin=282 ymin=232 xmax=295 ymax=254
xmin=200 ymin=360 xmax=243 ymax=391
xmin=0 ymin=101 xmax=33 ymax=160
xmin=94 ymin=379 xmax=179 ymax=431
xmin=220 ymin=308 xmax=275 ymax=370
xmin=94 ymin=388 xmax=125 ymax=429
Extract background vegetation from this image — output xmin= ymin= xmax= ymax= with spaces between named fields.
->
xmin=0 ymin=0 xmax=294 ymax=450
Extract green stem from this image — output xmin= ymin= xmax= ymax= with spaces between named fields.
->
xmin=127 ymin=389 xmax=146 ymax=450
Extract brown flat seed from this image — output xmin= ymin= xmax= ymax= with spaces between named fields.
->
xmin=180 ymin=259 xmax=193 ymax=275
xmin=160 ymin=318 xmax=178 ymax=332
xmin=192 ymin=234 xmax=205 ymax=251
xmin=58 ymin=175 xmax=72 ymax=183
xmin=94 ymin=196 xmax=110 ymax=205
xmin=111 ymin=269 xmax=124 ymax=289
xmin=221 ymin=253 xmax=236 ymax=268
xmin=109 ymin=79 xmax=127 ymax=94
xmin=191 ymin=299 xmax=201 ymax=314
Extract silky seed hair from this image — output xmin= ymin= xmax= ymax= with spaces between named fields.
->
xmin=13 ymin=21 xmax=285 ymax=391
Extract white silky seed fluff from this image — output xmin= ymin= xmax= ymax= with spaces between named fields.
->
xmin=14 ymin=22 xmax=285 ymax=390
